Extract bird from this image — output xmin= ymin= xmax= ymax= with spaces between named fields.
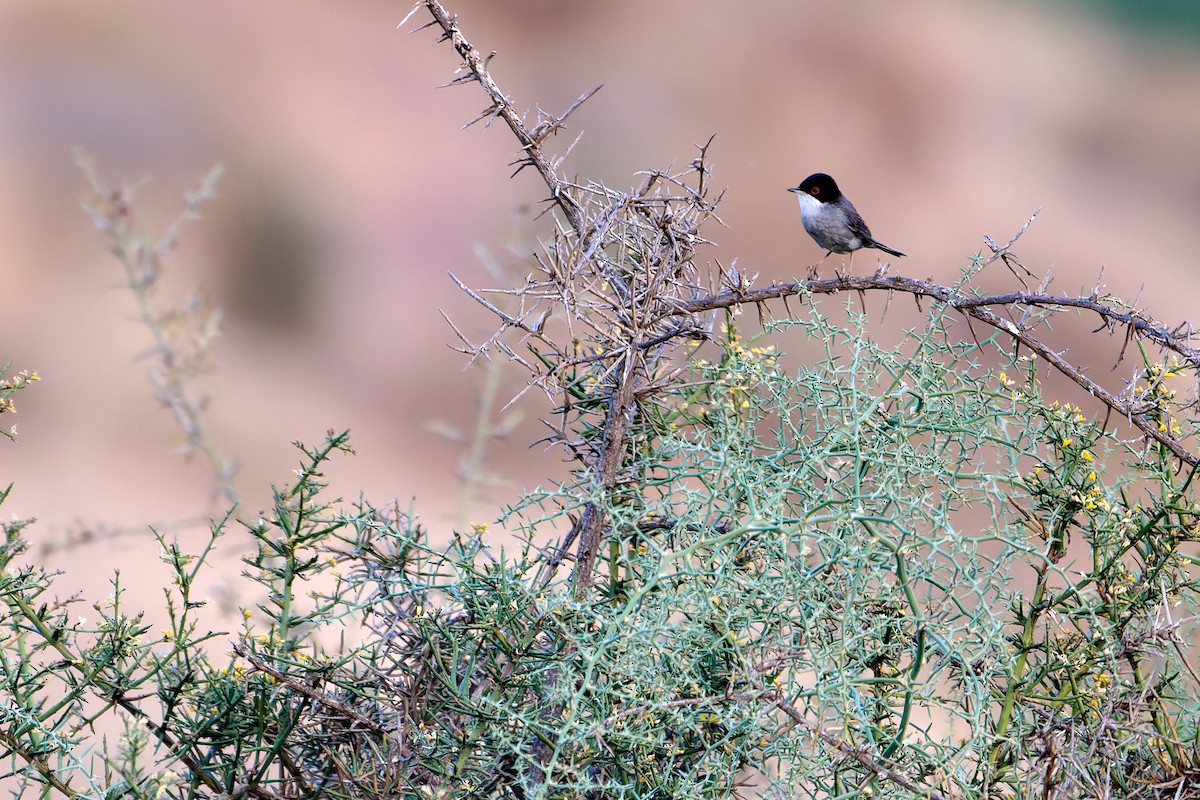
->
xmin=788 ymin=172 xmax=904 ymax=277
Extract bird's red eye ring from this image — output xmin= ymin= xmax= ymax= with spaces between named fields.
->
xmin=810 ymin=186 xmax=820 ymax=196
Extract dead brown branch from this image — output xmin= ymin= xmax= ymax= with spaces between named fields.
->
xmin=416 ymin=0 xmax=585 ymax=234
xmin=419 ymin=0 xmax=723 ymax=593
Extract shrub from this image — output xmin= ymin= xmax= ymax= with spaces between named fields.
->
xmin=4 ymin=3 xmax=1200 ymax=799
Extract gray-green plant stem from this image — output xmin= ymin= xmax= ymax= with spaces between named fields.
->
xmin=232 ymin=642 xmax=385 ymax=734
xmin=769 ymin=688 xmax=954 ymax=800
xmin=986 ymin=559 xmax=1050 ymax=783
xmin=9 ymin=586 xmax=230 ymax=799
xmin=0 ymin=734 xmax=89 ymax=800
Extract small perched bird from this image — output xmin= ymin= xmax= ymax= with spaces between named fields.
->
xmin=788 ymin=172 xmax=904 ymax=276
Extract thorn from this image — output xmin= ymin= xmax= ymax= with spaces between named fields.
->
xmin=398 ymin=3 xmax=424 ymax=29
xmin=510 ymin=158 xmax=536 ymax=178
xmin=436 ymin=73 xmax=476 ymax=90
xmin=529 ymin=84 xmax=603 ymax=145
xmin=409 ymin=18 xmax=441 ymax=34
xmin=464 ymin=103 xmax=502 ymax=129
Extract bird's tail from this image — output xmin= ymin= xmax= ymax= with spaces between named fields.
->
xmin=867 ymin=238 xmax=905 ymax=258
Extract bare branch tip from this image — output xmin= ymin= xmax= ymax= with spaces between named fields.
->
xmin=399 ymin=4 xmax=429 ymax=30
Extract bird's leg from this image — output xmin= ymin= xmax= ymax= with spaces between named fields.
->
xmin=835 ymin=250 xmax=854 ymax=280
xmin=806 ymin=250 xmax=832 ymax=279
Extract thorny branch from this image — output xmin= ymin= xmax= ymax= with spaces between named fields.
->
xmin=769 ymin=690 xmax=954 ymax=800
xmin=233 ymin=642 xmax=386 ymax=735
xmin=415 ymin=0 xmax=715 ymax=594
xmin=417 ymin=0 xmax=1200 ymax=545
xmin=410 ymin=0 xmax=586 ymax=234
xmin=670 ymin=271 xmax=1200 ymax=466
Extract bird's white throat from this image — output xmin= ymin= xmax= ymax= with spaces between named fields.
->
xmin=795 ymin=191 xmax=823 ymax=221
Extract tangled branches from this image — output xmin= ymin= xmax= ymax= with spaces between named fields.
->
xmin=413 ymin=0 xmax=1200 ymax=584
xmin=408 ymin=3 xmax=1200 ymax=797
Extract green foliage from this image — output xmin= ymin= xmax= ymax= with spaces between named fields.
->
xmin=7 ymin=295 xmax=1200 ymax=799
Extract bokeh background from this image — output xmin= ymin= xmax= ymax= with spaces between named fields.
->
xmin=2 ymin=0 xmax=1200 ymax=613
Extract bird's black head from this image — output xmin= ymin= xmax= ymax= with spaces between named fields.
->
xmin=788 ymin=173 xmax=842 ymax=204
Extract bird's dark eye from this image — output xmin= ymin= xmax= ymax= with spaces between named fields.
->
xmin=810 ymin=186 xmax=820 ymax=196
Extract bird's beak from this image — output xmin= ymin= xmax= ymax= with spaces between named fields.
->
xmin=787 ymin=187 xmax=800 ymax=194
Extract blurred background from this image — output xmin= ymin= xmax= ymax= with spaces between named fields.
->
xmin=2 ymin=0 xmax=1200 ymax=610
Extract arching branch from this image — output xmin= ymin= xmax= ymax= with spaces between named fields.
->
xmin=674 ymin=272 xmax=1199 ymax=466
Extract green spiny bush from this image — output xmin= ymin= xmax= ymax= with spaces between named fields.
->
xmin=5 ymin=4 xmax=1200 ymax=799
